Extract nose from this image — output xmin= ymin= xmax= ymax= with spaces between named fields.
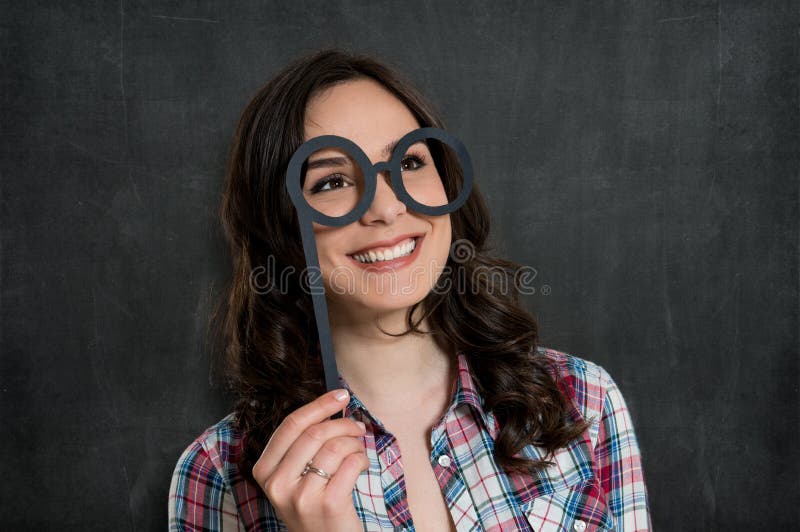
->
xmin=360 ymin=169 xmax=406 ymax=224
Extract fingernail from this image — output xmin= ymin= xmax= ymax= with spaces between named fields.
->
xmin=356 ymin=421 xmax=366 ymax=432
xmin=334 ymin=389 xmax=349 ymax=402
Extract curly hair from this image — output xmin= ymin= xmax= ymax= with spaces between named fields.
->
xmin=208 ymin=47 xmax=591 ymax=480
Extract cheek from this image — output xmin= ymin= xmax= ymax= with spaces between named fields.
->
xmin=403 ymin=173 xmax=450 ymax=207
xmin=427 ymin=180 xmax=449 ymax=206
xmin=426 ymin=217 xmax=452 ymax=263
xmin=311 ymin=226 xmax=347 ymax=267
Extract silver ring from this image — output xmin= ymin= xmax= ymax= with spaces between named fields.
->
xmin=301 ymin=460 xmax=331 ymax=480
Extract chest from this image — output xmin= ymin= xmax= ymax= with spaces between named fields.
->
xmin=393 ymin=433 xmax=457 ymax=532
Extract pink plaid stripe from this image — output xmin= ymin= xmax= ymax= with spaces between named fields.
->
xmin=169 ymin=347 xmax=652 ymax=531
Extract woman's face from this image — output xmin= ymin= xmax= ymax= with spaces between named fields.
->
xmin=301 ymin=78 xmax=452 ymax=315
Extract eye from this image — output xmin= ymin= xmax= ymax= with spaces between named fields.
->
xmin=311 ymin=173 xmax=352 ymax=193
xmin=401 ymin=154 xmax=426 ymax=172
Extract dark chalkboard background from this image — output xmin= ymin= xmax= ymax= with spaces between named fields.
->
xmin=2 ymin=1 xmax=797 ymax=530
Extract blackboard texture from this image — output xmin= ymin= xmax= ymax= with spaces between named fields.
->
xmin=1 ymin=1 xmax=797 ymax=530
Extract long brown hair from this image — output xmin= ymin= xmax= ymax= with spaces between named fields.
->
xmin=209 ymin=47 xmax=591 ymax=479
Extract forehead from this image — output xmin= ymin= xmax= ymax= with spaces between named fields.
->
xmin=303 ymin=78 xmax=421 ymax=156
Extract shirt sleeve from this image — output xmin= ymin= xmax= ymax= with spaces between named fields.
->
xmin=593 ymin=366 xmax=653 ymax=531
xmin=168 ymin=441 xmax=244 ymax=532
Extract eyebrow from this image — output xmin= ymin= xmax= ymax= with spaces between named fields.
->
xmin=305 ymin=156 xmax=351 ymax=171
xmin=385 ymin=138 xmax=428 ymax=157
xmin=383 ymin=138 xmax=400 ymax=158
xmin=305 ymin=139 xmax=427 ymax=170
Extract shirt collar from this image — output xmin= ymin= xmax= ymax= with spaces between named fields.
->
xmin=336 ymin=352 xmax=494 ymax=437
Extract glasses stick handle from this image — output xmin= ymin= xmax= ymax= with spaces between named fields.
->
xmin=298 ymin=221 xmax=341 ymax=395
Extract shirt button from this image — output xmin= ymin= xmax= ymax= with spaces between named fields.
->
xmin=437 ymin=454 xmax=452 ymax=467
xmin=573 ymin=520 xmax=587 ymax=531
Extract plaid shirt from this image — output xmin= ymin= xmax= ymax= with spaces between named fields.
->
xmin=169 ymin=347 xmax=652 ymax=531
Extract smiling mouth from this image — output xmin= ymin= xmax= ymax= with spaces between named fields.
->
xmin=349 ymin=237 xmax=419 ymax=264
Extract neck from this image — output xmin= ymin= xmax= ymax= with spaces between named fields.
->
xmin=328 ymin=302 xmax=455 ymax=417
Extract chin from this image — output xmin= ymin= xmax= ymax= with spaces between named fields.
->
xmin=327 ymin=284 xmax=430 ymax=315
xmin=365 ymin=280 xmax=429 ymax=305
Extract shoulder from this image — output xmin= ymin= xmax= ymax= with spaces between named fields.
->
xmin=173 ymin=412 xmax=242 ymax=480
xmin=169 ymin=413 xmax=249 ymax=530
xmin=529 ymin=347 xmax=653 ymax=530
xmin=169 ymin=413 xmax=288 ymax=531
xmin=535 ymin=345 xmax=618 ymax=429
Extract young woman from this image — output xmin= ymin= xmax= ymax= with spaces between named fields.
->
xmin=169 ymin=48 xmax=652 ymax=532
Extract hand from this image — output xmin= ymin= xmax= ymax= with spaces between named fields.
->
xmin=252 ymin=389 xmax=369 ymax=532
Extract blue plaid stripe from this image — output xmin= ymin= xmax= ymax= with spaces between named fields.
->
xmin=169 ymin=347 xmax=652 ymax=531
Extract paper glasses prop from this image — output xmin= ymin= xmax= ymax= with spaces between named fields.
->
xmin=285 ymin=127 xmax=474 ymax=402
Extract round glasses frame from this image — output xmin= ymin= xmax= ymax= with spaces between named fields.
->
xmin=285 ymin=127 xmax=473 ymax=226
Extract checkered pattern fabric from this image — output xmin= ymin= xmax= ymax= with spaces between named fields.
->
xmin=169 ymin=347 xmax=652 ymax=531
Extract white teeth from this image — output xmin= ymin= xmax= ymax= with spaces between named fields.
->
xmin=352 ymin=238 xmax=417 ymax=264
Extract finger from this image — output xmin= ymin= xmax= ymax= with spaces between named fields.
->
xmin=253 ymin=388 xmax=350 ymax=482
xmin=321 ymin=452 xmax=371 ymax=509
xmin=269 ymin=420 xmax=366 ymax=491
xmin=295 ymin=434 xmax=366 ymax=491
